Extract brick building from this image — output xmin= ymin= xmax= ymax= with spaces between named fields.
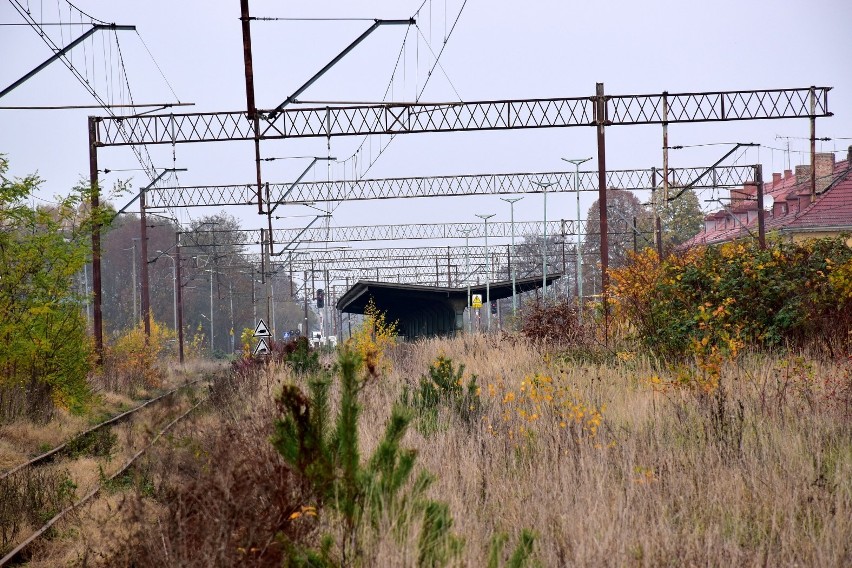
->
xmin=683 ymin=147 xmax=852 ymax=247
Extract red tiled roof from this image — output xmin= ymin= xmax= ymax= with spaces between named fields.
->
xmin=683 ymin=158 xmax=852 ymax=247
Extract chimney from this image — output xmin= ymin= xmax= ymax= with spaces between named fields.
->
xmin=772 ymin=172 xmax=782 ymax=185
xmin=847 ymin=145 xmax=852 ymax=165
xmin=795 ymin=164 xmax=811 ymax=187
xmin=815 ymin=152 xmax=835 ymax=193
xmin=784 ymin=169 xmax=793 ymax=179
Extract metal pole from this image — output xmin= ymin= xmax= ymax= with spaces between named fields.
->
xmin=88 ymin=117 xmax=104 ymax=362
xmin=271 ymin=281 xmax=276 ymax=338
xmin=303 ymin=271 xmax=309 ymax=336
xmin=756 ymin=165 xmax=766 ymax=249
xmin=209 ymin=270 xmax=214 ymax=354
xmin=595 ymin=82 xmax=610 ymax=343
xmin=533 ymin=181 xmax=556 ymax=299
xmin=543 ymin=185 xmax=547 ymax=298
xmin=463 ymin=230 xmax=472 ymax=334
xmin=476 ymin=213 xmax=495 ymax=331
xmin=562 ymin=157 xmax=591 ymax=319
xmin=251 ymin=271 xmax=257 ymax=323
xmin=175 ymin=235 xmax=185 ymax=364
xmin=500 ymin=197 xmax=522 ymax=316
xmin=131 ymin=239 xmax=138 ymax=326
xmin=810 ymin=86 xmax=816 ymax=201
xmin=139 ymin=190 xmax=151 ymax=341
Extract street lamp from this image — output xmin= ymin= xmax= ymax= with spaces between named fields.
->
xmin=532 ymin=181 xmax=557 ymax=300
xmin=562 ymin=157 xmax=593 ymax=321
xmin=460 ymin=227 xmax=475 ymax=334
xmin=475 ymin=213 xmax=495 ymax=332
xmin=500 ymin=197 xmax=524 ymax=317
xmin=156 ymin=250 xmax=177 ymax=333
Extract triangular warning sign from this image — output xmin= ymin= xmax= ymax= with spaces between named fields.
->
xmin=253 ymin=319 xmax=271 ymax=337
xmin=253 ymin=338 xmax=270 ymax=356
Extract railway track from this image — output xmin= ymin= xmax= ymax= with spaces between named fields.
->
xmin=0 ymin=377 xmax=214 ymax=566
xmin=0 ymin=378 xmax=205 ymax=482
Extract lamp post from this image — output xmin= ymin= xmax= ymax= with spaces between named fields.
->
xmin=461 ymin=227 xmax=475 ymax=334
xmin=156 ymin=250 xmax=177 ymax=333
xmin=500 ymin=197 xmax=523 ymax=317
xmin=532 ymin=181 xmax=557 ymax=300
xmin=562 ymin=157 xmax=592 ymax=321
xmin=475 ymin=213 xmax=495 ymax=332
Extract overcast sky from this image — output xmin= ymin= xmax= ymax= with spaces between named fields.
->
xmin=2 ymin=0 xmax=850 ymax=245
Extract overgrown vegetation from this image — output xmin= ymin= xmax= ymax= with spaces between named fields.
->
xmin=97 ymin=320 xmax=174 ymax=396
xmin=0 ymin=467 xmax=77 ymax=553
xmin=612 ymin=237 xmax=852 ymax=360
xmin=404 ymin=355 xmax=481 ymax=433
xmin=0 ymin=156 xmax=94 ymax=422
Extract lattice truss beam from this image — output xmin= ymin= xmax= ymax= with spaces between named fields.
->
xmin=96 ymin=87 xmax=830 ymax=147
xmin=261 ymin=245 xmax=574 ymax=276
xmin=179 ymin=220 xmax=591 ymax=248
xmin=146 ymin=165 xmax=758 ymax=208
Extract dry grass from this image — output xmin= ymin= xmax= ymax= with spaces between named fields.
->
xmin=368 ymin=337 xmax=852 ymax=566
xmin=13 ymin=338 xmax=851 ymax=566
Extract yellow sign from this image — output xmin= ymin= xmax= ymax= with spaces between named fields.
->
xmin=472 ymin=294 xmax=483 ymax=309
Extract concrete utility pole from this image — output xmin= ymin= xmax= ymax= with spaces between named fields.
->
xmin=562 ymin=157 xmax=592 ymax=321
xmin=500 ymin=197 xmax=523 ymax=317
xmin=532 ymin=181 xmax=557 ymax=300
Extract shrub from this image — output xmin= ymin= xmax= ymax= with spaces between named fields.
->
xmin=347 ymin=298 xmax=398 ymax=379
xmin=0 ymin=156 xmax=94 ymax=421
xmin=405 ymin=355 xmax=481 ymax=433
xmin=273 ymin=348 xmax=463 ymax=565
xmin=611 ymin=238 xmax=852 ymax=359
xmin=519 ymin=300 xmax=589 ymax=346
xmin=99 ymin=319 xmax=173 ymax=395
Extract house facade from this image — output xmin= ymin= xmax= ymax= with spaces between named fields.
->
xmin=684 ymin=147 xmax=852 ymax=247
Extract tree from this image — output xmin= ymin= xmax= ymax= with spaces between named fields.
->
xmin=0 ymin=156 xmax=93 ymax=420
xmin=657 ymin=186 xmax=704 ymax=253
xmin=581 ymin=190 xmax=651 ymax=295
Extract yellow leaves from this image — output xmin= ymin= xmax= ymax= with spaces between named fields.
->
xmin=346 ymin=298 xmax=398 ymax=379
xmin=485 ymin=370 xmax=607 ymax=448
xmin=288 ymin=505 xmax=318 ymax=521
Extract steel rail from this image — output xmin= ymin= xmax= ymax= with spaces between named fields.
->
xmin=0 ymin=378 xmax=205 ymax=482
xmin=0 ymin=399 xmax=205 ymax=566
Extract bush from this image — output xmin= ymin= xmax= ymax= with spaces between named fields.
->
xmin=611 ymin=238 xmax=852 ymax=359
xmin=0 ymin=156 xmax=94 ymax=421
xmin=99 ymin=320 xmax=173 ymax=396
xmin=405 ymin=355 xmax=481 ymax=433
xmin=519 ymin=301 xmax=588 ymax=346
xmin=273 ymin=348 xmax=463 ymax=565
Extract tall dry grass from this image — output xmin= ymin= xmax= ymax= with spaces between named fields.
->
xmin=358 ymin=337 xmax=852 ymax=566
xmin=55 ymin=335 xmax=852 ymax=566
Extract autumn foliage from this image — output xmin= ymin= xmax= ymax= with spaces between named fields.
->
xmin=611 ymin=237 xmax=852 ymax=360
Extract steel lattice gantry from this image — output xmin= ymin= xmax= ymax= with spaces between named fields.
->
xmin=94 ymin=87 xmax=830 ymax=146
xmin=178 ymin=220 xmax=587 ymax=248
xmin=87 ymin=85 xmax=832 ymax=355
xmin=145 ymin=165 xmax=757 ymax=208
